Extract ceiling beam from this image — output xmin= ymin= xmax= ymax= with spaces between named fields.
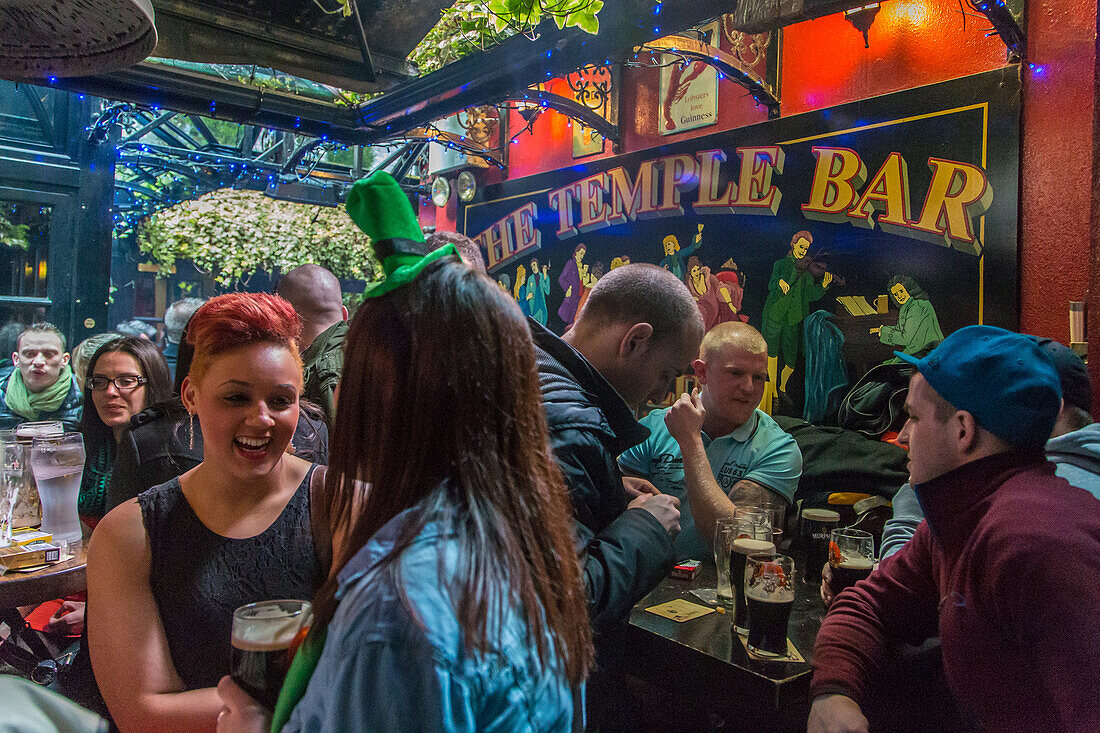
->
xmin=353 ymin=0 xmax=731 ymax=144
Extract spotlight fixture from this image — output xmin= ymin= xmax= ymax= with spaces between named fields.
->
xmin=431 ymin=176 xmax=451 ymax=207
xmin=456 ymin=171 xmax=477 ymax=203
xmin=844 ymin=4 xmax=880 ymax=49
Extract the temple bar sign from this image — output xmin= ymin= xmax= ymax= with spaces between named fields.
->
xmin=476 ymin=147 xmax=992 ymax=269
xmin=463 ymin=69 xmax=1020 ymax=415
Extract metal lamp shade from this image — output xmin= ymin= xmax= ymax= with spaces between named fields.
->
xmin=0 ymin=0 xmax=156 ymax=83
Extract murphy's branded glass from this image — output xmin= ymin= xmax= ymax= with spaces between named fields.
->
xmin=230 ymin=599 xmax=311 ymax=711
xmin=799 ymin=508 xmax=840 ymax=584
xmin=745 ymin=554 xmax=796 ymax=658
xmin=829 ymin=528 xmax=875 ymax=595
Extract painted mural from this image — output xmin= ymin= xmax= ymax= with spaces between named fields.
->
xmin=462 ymin=70 xmax=1020 ymax=420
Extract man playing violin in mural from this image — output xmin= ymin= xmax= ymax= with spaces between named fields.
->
xmin=761 ymin=230 xmax=837 ymax=405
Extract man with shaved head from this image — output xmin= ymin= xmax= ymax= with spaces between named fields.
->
xmin=276 ymin=264 xmax=348 ymax=421
xmin=620 ymin=321 xmax=802 ymax=559
xmin=532 ymin=262 xmax=703 ymax=727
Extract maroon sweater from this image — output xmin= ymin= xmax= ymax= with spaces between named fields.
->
xmin=811 ymin=451 xmax=1100 ymax=732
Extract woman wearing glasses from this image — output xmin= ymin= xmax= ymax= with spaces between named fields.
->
xmin=79 ymin=336 xmax=171 ymax=522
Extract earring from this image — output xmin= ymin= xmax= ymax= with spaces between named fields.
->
xmin=188 ymin=412 xmax=195 ymax=451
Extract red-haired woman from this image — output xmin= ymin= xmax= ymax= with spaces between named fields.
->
xmin=86 ymin=293 xmax=326 ymax=732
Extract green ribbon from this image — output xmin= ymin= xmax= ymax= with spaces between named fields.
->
xmin=270 ymin=627 xmax=326 ymax=733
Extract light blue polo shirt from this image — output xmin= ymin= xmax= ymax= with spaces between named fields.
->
xmin=618 ymin=408 xmax=802 ymax=561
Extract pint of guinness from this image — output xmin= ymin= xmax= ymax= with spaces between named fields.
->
xmin=745 ymin=554 xmax=795 ymax=658
xmin=730 ymin=537 xmax=775 ymax=632
xmin=230 ymin=599 xmax=311 ymax=711
xmin=828 ymin=528 xmax=875 ymax=596
xmin=799 ymin=508 xmax=839 ymax=584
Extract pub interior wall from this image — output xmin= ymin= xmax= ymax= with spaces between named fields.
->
xmin=429 ymin=0 xmax=1097 ymax=358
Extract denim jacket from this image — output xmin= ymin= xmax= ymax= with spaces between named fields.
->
xmin=284 ymin=502 xmax=579 ymax=732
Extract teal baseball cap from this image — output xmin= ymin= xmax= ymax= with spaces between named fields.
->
xmin=895 ymin=325 xmax=1062 ymax=447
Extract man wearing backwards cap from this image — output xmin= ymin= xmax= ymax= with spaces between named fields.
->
xmin=808 ymin=326 xmax=1100 ymax=733
xmin=863 ymin=337 xmax=1100 ymax=567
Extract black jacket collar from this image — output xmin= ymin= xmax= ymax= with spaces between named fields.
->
xmin=528 ymin=318 xmax=649 ymax=455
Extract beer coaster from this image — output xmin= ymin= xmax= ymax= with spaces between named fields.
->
xmin=645 ymin=599 xmax=715 ymax=622
xmin=737 ymin=634 xmax=805 ymax=662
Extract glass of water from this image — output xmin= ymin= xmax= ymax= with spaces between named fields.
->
xmin=30 ymin=433 xmax=86 ymax=543
xmin=0 ymin=437 xmax=19 ymax=547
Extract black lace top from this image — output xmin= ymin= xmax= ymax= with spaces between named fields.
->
xmin=136 ymin=465 xmax=322 ymax=690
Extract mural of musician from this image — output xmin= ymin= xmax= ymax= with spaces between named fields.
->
xmin=871 ymin=274 xmax=944 ymax=363
xmin=685 ymin=256 xmax=746 ymax=331
xmin=576 ymin=260 xmax=605 ymax=315
xmin=610 ymin=255 xmax=632 ymax=270
xmin=524 ymin=256 xmax=551 ymax=325
xmin=762 ymin=230 xmax=836 ymax=402
xmin=715 ymin=259 xmax=749 ymax=324
xmin=497 ymin=272 xmax=511 ymax=295
xmin=557 ymin=242 xmax=587 ymax=326
xmin=659 ymin=224 xmax=703 ymax=279
xmin=513 ymin=264 xmax=531 ymax=317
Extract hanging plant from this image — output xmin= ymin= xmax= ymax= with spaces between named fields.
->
xmin=137 ymin=189 xmax=380 ymax=286
xmin=410 ymin=0 xmax=604 ymax=74
xmin=0 ymin=213 xmax=30 ymax=250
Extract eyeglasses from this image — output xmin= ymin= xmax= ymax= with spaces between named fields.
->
xmin=86 ymin=375 xmax=147 ymax=391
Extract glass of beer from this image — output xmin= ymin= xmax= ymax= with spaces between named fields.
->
xmin=731 ymin=535 xmax=775 ymax=633
xmin=714 ymin=518 xmax=738 ymax=609
xmin=29 ymin=433 xmax=85 ymax=543
xmin=799 ymin=508 xmax=840 ymax=584
xmin=230 ymin=599 xmax=311 ymax=711
xmin=828 ymin=528 xmax=875 ymax=595
xmin=745 ymin=553 xmax=796 ymax=658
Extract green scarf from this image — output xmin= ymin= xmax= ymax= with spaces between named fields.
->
xmin=5 ymin=364 xmax=74 ymax=421
xmin=79 ymin=440 xmax=113 ymax=519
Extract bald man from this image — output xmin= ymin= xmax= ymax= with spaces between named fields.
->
xmin=620 ymin=322 xmax=802 ymax=559
xmin=277 ymin=264 xmax=348 ymax=420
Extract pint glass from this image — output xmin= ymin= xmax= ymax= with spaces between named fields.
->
xmin=230 ymin=599 xmax=311 ymax=711
xmin=799 ymin=508 xmax=839 ymax=584
xmin=745 ymin=554 xmax=796 ymax=657
xmin=29 ymin=433 xmax=85 ymax=542
xmin=714 ymin=518 xmax=738 ymax=609
xmin=730 ymin=536 xmax=775 ymax=633
xmin=828 ymin=528 xmax=875 ymax=595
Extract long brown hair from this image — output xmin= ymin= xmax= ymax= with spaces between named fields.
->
xmin=314 ymin=257 xmax=592 ymax=684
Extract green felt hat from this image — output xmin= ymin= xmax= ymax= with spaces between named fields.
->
xmin=345 ymin=171 xmax=454 ymax=298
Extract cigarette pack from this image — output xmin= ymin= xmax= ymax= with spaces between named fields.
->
xmin=10 ymin=527 xmax=53 ymax=546
xmin=670 ymin=560 xmax=701 ymax=580
xmin=0 ymin=541 xmax=61 ymax=570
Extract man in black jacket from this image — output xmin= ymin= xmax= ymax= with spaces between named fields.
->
xmin=532 ymin=263 xmax=703 ymax=726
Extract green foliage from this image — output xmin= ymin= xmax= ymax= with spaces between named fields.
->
xmin=137 ymin=189 xmax=380 ymax=286
xmin=0 ymin=213 xmax=30 ymax=250
xmin=410 ymin=0 xmax=604 ymax=74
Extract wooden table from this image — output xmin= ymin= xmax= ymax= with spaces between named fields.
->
xmin=0 ymin=524 xmax=89 ymax=609
xmin=622 ymin=563 xmax=824 ymax=732
xmin=0 ymin=525 xmax=89 ymax=683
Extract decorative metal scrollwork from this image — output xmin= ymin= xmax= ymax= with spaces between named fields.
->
xmin=565 ymin=64 xmax=613 ymax=115
xmin=721 ymin=17 xmax=770 ymax=71
xmin=455 ymin=106 xmax=500 ymax=147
